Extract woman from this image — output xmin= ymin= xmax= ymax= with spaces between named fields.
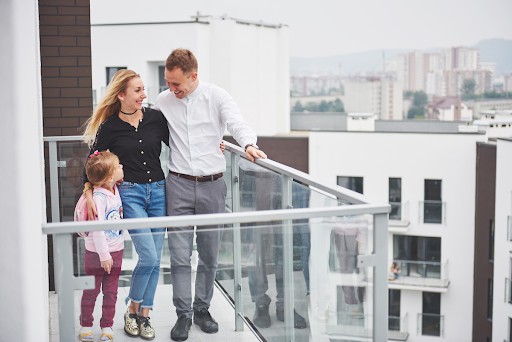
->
xmin=82 ymin=69 xmax=223 ymax=340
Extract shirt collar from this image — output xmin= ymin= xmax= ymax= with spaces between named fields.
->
xmin=184 ymin=80 xmax=204 ymax=101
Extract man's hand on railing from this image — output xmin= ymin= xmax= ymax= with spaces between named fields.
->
xmin=101 ymin=258 xmax=113 ymax=274
xmin=245 ymin=146 xmax=267 ymax=162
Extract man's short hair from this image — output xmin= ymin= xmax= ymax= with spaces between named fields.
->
xmin=165 ymin=49 xmax=198 ymax=75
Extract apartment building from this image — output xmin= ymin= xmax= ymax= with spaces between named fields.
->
xmin=91 ymin=14 xmax=290 ymax=136
xmin=492 ymin=138 xmax=512 ymax=341
xmin=344 ymin=77 xmax=403 ymax=120
xmin=299 ymin=119 xmax=490 ymax=341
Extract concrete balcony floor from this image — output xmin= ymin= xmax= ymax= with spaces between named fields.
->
xmin=49 ymin=284 xmax=259 ymax=342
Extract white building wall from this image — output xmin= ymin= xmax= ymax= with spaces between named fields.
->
xmin=309 ymin=131 xmax=484 ymax=341
xmin=345 ymin=81 xmax=379 ymax=114
xmin=91 ymin=16 xmax=290 ymax=137
xmin=492 ymin=138 xmax=512 ymax=341
xmin=1 ymin=0 xmax=49 ymax=340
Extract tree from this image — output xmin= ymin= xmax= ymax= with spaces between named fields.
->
xmin=292 ymin=101 xmax=304 ymax=112
xmin=413 ymin=91 xmax=428 ymax=107
xmin=407 ymin=106 xmax=424 ymax=119
xmin=462 ymin=79 xmax=476 ymax=95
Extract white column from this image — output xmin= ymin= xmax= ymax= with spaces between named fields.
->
xmin=0 ymin=1 xmax=48 ymax=341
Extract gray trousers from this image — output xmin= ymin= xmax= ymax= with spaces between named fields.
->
xmin=165 ymin=173 xmax=227 ymax=318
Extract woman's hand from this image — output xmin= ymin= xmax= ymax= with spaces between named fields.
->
xmin=220 ymin=141 xmax=225 ymax=154
xmin=84 ymin=183 xmax=98 ymax=220
xmin=101 ymin=258 xmax=113 ymax=274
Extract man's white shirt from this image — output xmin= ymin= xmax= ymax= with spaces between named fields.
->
xmin=154 ymin=81 xmax=257 ymax=176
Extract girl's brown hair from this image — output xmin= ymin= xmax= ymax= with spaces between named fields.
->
xmin=85 ymin=151 xmax=118 ymax=187
xmin=82 ymin=69 xmax=140 ymax=146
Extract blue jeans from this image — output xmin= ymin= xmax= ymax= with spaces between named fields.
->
xmin=119 ymin=180 xmax=166 ymax=309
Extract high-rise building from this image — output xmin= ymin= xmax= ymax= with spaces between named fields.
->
xmin=345 ymin=77 xmax=403 ymax=120
xmin=452 ymin=47 xmax=480 ymax=70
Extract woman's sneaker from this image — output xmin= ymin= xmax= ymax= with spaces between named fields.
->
xmin=124 ymin=307 xmax=140 ymax=337
xmin=138 ymin=316 xmax=156 ymax=340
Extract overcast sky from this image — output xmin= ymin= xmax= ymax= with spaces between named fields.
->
xmin=91 ymin=0 xmax=512 ymax=58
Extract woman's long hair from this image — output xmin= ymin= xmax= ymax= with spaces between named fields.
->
xmin=82 ymin=69 xmax=140 ymax=146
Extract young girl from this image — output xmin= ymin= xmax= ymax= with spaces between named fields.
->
xmin=79 ymin=150 xmax=125 ymax=342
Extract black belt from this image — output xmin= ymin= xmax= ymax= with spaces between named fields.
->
xmin=170 ymin=171 xmax=223 ymax=182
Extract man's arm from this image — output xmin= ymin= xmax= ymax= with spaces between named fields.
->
xmin=219 ymin=92 xmax=267 ymax=162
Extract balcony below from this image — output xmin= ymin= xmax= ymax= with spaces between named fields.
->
xmin=388 ymin=261 xmax=449 ymax=292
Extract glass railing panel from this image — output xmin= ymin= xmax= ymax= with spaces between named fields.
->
xmin=417 ymin=201 xmax=445 ymax=224
xmin=505 ymin=278 xmax=512 ymax=304
xmin=388 ymin=313 xmax=408 ymax=340
xmin=508 ymin=216 xmax=512 ymax=241
xmin=315 ymin=214 xmax=373 ymax=341
xmin=390 ymin=260 xmax=449 ymax=287
xmin=389 ymin=202 xmax=401 ymax=221
xmin=50 ymin=140 xmax=90 ymax=222
xmin=419 ymin=201 xmax=445 ymax=224
xmin=417 ymin=313 xmax=443 ymax=337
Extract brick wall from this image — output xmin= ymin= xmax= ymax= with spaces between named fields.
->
xmin=39 ymin=0 xmax=93 ymax=291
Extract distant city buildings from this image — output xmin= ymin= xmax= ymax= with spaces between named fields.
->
xmin=290 ymin=75 xmax=343 ymax=96
xmin=396 ymin=47 xmax=493 ymax=97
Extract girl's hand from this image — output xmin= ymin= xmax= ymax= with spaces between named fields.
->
xmin=220 ymin=141 xmax=225 ymax=154
xmin=101 ymin=258 xmax=113 ymax=274
xmin=84 ymin=184 xmax=98 ymax=220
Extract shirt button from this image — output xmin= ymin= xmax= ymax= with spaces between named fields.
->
xmin=141 ymin=151 xmax=144 ymax=154
xmin=139 ymin=140 xmax=142 ymax=143
xmin=147 ymin=171 xmax=150 ymax=174
xmin=149 ymin=179 xmax=152 ymax=182
xmin=143 ymin=162 xmax=146 ymax=165
xmin=135 ymin=129 xmax=138 ymax=132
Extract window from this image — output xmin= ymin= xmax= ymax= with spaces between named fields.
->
xmin=159 ymin=66 xmax=167 ymax=93
xmin=487 ymin=279 xmax=493 ymax=321
xmin=389 ymin=289 xmax=401 ymax=331
xmin=106 ymin=67 xmax=127 ymax=85
xmin=389 ymin=178 xmax=401 ymax=220
xmin=489 ymin=220 xmax=494 ymax=262
xmin=424 ymin=179 xmax=442 ymax=224
xmin=337 ymin=176 xmax=363 ymax=194
xmin=393 ymin=235 xmax=441 ymax=278
xmin=422 ymin=292 xmax=441 ymax=336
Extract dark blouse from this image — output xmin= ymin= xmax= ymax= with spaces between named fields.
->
xmin=83 ymin=107 xmax=169 ymax=184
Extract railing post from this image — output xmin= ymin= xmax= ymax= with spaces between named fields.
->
xmin=282 ymin=175 xmax=295 ymax=342
xmin=373 ymin=213 xmax=389 ymax=342
xmin=48 ymin=140 xmax=60 ymax=222
xmin=53 ymin=233 xmax=94 ymax=341
xmin=231 ymin=153 xmax=244 ymax=331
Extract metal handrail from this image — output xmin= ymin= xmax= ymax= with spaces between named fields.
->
xmin=42 ymin=204 xmax=389 ymax=235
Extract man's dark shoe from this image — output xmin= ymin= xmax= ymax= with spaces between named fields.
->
xmin=276 ymin=307 xmax=307 ymax=329
xmin=253 ymin=302 xmax=271 ymax=328
xmin=170 ymin=315 xmax=192 ymax=341
xmin=194 ymin=309 xmax=219 ymax=333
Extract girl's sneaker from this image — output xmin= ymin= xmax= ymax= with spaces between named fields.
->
xmin=79 ymin=327 xmax=94 ymax=342
xmin=124 ymin=306 xmax=140 ymax=336
xmin=137 ymin=316 xmax=156 ymax=340
xmin=100 ymin=327 xmax=114 ymax=342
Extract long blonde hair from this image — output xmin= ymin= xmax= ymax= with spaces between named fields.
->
xmin=82 ymin=69 xmax=140 ymax=146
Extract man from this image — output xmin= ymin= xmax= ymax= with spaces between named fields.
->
xmin=154 ymin=48 xmax=267 ymax=341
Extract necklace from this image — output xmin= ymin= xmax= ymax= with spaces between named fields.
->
xmin=120 ymin=109 xmax=138 ymax=115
